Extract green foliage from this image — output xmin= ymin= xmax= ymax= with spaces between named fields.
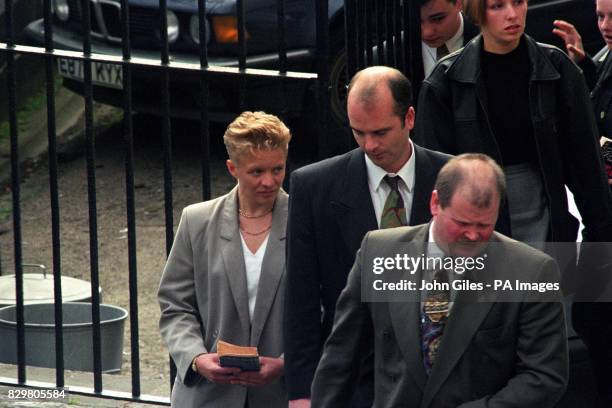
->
xmin=0 ymin=74 xmax=63 ymax=144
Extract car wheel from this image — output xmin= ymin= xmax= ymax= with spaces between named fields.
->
xmin=329 ymin=45 xmax=349 ymax=128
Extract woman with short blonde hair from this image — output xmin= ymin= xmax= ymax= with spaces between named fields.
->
xmin=159 ymin=111 xmax=291 ymax=408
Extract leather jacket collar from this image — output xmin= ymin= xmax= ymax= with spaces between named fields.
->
xmin=446 ymin=34 xmax=561 ymax=83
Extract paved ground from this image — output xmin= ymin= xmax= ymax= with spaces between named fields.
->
xmin=0 ymin=384 xmax=165 ymax=407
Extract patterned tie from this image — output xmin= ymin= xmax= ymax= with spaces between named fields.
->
xmin=436 ymin=44 xmax=450 ymax=60
xmin=380 ymin=175 xmax=407 ymax=228
xmin=421 ymin=269 xmax=450 ymax=374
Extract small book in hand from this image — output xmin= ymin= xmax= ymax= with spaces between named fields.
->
xmin=217 ymin=340 xmax=261 ymax=371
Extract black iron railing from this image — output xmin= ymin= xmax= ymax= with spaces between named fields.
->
xmin=0 ymin=0 xmax=419 ymax=403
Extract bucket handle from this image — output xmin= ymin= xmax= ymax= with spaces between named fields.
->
xmin=22 ymin=263 xmax=48 ymax=279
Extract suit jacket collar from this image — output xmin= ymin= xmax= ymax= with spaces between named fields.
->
xmin=447 ymin=34 xmax=560 ymax=84
xmin=594 ymin=49 xmax=612 ymax=97
xmin=250 ymin=191 xmax=288 ymax=345
xmin=332 ymin=149 xmax=378 ymax=253
xmin=411 ymin=145 xmax=438 ymax=226
xmin=219 ymin=186 xmax=288 ymax=346
xmin=333 ymin=145 xmax=436 ymax=228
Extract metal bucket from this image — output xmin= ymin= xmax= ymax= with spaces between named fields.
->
xmin=0 ymin=302 xmax=127 ymax=373
xmin=0 ymin=265 xmax=102 ymax=308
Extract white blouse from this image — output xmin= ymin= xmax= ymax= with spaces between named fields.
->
xmin=240 ymin=233 xmax=270 ymax=321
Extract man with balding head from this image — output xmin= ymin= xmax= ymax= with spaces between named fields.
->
xmin=311 ymin=154 xmax=569 ymax=408
xmin=284 ymin=66 xmax=451 ymax=408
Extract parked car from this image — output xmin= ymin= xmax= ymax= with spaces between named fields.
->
xmin=23 ymin=0 xmax=338 ymax=124
xmin=23 ymin=0 xmax=602 ymax=132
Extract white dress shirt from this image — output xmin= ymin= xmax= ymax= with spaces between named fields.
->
xmin=365 ymin=140 xmax=416 ymax=227
xmin=422 ymin=13 xmax=465 ymax=77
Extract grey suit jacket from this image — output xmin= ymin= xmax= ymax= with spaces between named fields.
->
xmin=311 ymin=224 xmax=568 ymax=408
xmin=158 ymin=186 xmax=288 ymax=408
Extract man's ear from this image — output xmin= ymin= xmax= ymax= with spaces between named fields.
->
xmin=404 ymin=106 xmax=416 ymax=131
xmin=226 ymin=159 xmax=238 ymax=179
xmin=430 ymin=190 xmax=440 ymax=217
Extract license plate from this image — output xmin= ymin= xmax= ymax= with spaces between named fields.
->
xmin=57 ymin=58 xmax=123 ymax=89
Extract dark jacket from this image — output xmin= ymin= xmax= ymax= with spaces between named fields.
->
xmin=414 ymin=34 xmax=612 ymax=243
xmin=579 ymin=47 xmax=612 ymax=139
xmin=283 ymin=145 xmax=451 ymax=402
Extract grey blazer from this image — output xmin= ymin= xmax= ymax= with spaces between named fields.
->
xmin=158 ymin=186 xmax=288 ymax=408
xmin=312 ymin=224 xmax=568 ymax=408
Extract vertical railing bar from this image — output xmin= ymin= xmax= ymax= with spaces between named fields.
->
xmin=356 ymin=0 xmax=364 ymax=70
xmin=394 ymin=0 xmax=403 ymax=72
xmin=237 ymin=0 xmax=247 ymax=70
xmin=188 ymin=0 xmax=211 ymax=387
xmin=277 ymin=0 xmax=287 ymax=73
xmin=160 ymin=0 xmax=169 ymax=65
xmin=237 ymin=0 xmax=247 ymax=110
xmin=158 ymin=0 xmax=174 ymax=259
xmin=43 ymin=0 xmax=65 ymax=387
xmin=199 ymin=84 xmax=211 ymax=198
xmin=375 ymin=0 xmax=384 ymax=65
xmin=160 ymin=0 xmax=175 ymax=387
xmin=120 ymin=0 xmax=141 ymax=398
xmin=198 ymin=0 xmax=209 ymax=68
xmin=5 ymin=0 xmax=26 ymax=384
xmin=385 ymin=0 xmax=394 ymax=66
xmin=316 ymin=0 xmax=330 ymax=158
xmin=81 ymin=0 xmax=103 ymax=393
xmin=344 ymin=0 xmax=357 ymax=80
xmin=198 ymin=0 xmax=211 ymax=203
xmin=275 ymin=0 xmax=288 ymax=119
xmin=403 ymin=0 xmax=411 ymax=79
xmin=406 ymin=0 xmax=423 ymax=95
xmin=365 ymin=0 xmax=373 ymax=66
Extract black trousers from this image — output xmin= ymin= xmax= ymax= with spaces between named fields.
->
xmin=573 ymin=302 xmax=612 ymax=408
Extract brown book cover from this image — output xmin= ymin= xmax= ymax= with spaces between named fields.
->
xmin=217 ymin=340 xmax=261 ymax=371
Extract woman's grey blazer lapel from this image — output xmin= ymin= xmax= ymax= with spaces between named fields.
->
xmin=219 ymin=186 xmax=251 ymax=335
xmin=250 ymin=190 xmax=288 ymax=346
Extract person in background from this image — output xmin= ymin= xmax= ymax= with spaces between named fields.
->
xmin=158 ymin=111 xmax=290 ymax=408
xmin=552 ymin=4 xmax=612 ymax=186
xmin=421 ymin=0 xmax=479 ymax=77
xmin=284 ymin=66 xmax=450 ymax=408
xmin=552 ymin=3 xmax=612 ymax=405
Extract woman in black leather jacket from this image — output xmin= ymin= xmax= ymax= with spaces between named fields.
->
xmin=414 ymin=0 xmax=612 ymax=246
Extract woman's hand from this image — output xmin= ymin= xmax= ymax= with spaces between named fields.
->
xmin=553 ymin=20 xmax=586 ymax=63
xmin=229 ymin=356 xmax=284 ymax=387
xmin=193 ymin=353 xmax=241 ymax=384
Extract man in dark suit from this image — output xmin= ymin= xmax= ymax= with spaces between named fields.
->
xmin=284 ymin=66 xmax=451 ymax=408
xmin=311 ymin=154 xmax=569 ymax=408
xmin=420 ymin=0 xmax=479 ymax=77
